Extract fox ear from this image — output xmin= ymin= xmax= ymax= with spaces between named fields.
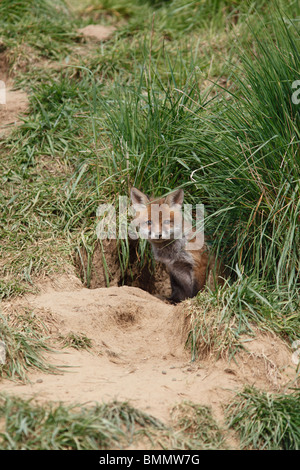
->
xmin=165 ymin=189 xmax=184 ymax=208
xmin=130 ymin=187 xmax=150 ymax=207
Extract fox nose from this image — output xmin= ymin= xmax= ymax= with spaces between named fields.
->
xmin=151 ymin=232 xmax=162 ymax=239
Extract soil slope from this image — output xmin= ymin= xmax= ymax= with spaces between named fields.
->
xmin=0 ymin=274 xmax=297 ymax=429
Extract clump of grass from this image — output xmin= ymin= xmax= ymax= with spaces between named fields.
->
xmin=185 ymin=268 xmax=300 ymax=362
xmin=0 ymin=312 xmax=59 ymax=382
xmin=0 ymin=394 xmax=165 ymax=450
xmin=185 ymin=11 xmax=300 ymax=294
xmin=0 ymin=279 xmax=33 ymax=300
xmin=226 ymin=386 xmax=300 ymax=450
xmin=10 ymin=72 xmax=100 ymax=163
xmin=184 ymin=289 xmax=244 ymax=362
xmin=99 ymin=50 xmax=211 ymax=197
xmin=0 ymin=0 xmax=80 ymax=60
xmin=170 ymin=401 xmax=225 ymax=450
xmin=0 ymin=394 xmax=226 ymax=450
xmin=60 ymin=332 xmax=92 ymax=350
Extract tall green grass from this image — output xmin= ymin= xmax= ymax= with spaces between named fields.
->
xmin=188 ymin=12 xmax=300 ymax=294
xmin=226 ymin=386 xmax=300 ymax=450
xmin=0 ymin=311 xmax=58 ymax=382
xmin=0 ymin=0 xmax=80 ymax=59
xmin=100 ymin=9 xmax=300 ymax=299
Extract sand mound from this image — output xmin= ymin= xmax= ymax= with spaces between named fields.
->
xmin=78 ymin=24 xmax=116 ymax=42
xmin=0 ymin=280 xmax=297 ymax=426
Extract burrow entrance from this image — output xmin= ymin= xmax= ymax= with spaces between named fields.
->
xmin=74 ymin=239 xmax=171 ymax=300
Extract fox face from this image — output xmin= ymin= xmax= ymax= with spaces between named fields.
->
xmin=130 ymin=187 xmax=184 ymax=243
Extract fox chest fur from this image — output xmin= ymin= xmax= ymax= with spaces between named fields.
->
xmin=131 ymin=187 xmax=215 ymax=303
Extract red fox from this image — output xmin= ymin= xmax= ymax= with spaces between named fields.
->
xmin=130 ymin=187 xmax=222 ymax=303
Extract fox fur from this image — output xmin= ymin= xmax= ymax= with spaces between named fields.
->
xmin=130 ymin=187 xmax=222 ymax=303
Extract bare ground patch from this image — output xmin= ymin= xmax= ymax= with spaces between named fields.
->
xmin=0 ymin=50 xmax=29 ymax=138
xmin=0 ymin=280 xmax=297 ymax=447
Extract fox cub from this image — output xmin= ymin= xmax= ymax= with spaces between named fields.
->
xmin=130 ymin=187 xmax=222 ymax=303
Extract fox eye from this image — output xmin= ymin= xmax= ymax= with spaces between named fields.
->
xmin=142 ymin=220 xmax=151 ymax=227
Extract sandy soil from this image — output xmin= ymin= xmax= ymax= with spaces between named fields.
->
xmin=78 ymin=24 xmax=116 ymax=42
xmin=1 ymin=273 xmax=297 ymax=431
xmin=0 ymin=87 xmax=28 ymax=137
xmin=0 ymin=51 xmax=29 ymax=138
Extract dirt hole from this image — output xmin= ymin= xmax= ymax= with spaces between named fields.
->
xmin=74 ymin=239 xmax=171 ymax=300
xmin=113 ymin=306 xmax=138 ymax=327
